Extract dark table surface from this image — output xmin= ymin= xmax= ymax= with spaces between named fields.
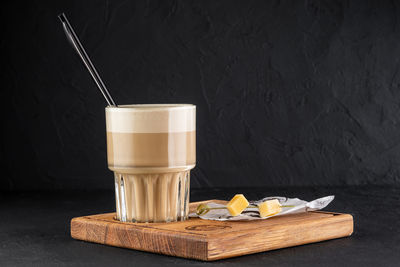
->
xmin=0 ymin=186 xmax=399 ymax=266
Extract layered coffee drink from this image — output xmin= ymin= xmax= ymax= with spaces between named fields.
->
xmin=106 ymin=104 xmax=196 ymax=222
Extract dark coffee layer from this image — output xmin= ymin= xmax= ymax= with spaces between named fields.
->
xmin=107 ymin=131 xmax=196 ymax=169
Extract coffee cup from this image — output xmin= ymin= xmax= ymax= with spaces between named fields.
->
xmin=106 ymin=104 xmax=196 ymax=222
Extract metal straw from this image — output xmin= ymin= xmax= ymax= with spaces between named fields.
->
xmin=58 ymin=13 xmax=117 ymax=107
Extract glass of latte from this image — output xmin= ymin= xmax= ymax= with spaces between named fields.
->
xmin=106 ymin=104 xmax=196 ymax=223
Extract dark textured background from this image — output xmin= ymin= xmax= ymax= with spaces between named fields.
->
xmin=2 ymin=0 xmax=400 ymax=191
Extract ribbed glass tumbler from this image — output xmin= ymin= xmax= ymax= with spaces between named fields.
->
xmin=105 ymin=104 xmax=196 ymax=223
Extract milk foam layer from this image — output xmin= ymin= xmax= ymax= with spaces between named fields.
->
xmin=106 ymin=104 xmax=195 ymax=133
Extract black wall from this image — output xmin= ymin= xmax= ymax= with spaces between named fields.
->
xmin=2 ymin=0 xmax=400 ymax=191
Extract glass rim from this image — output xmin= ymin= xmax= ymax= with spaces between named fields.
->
xmin=106 ymin=104 xmax=195 ymax=111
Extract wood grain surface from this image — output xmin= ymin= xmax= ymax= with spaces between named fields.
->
xmin=71 ymin=200 xmax=353 ymax=261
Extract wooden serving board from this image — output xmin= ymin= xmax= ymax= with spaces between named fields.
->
xmin=71 ymin=200 xmax=353 ymax=261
